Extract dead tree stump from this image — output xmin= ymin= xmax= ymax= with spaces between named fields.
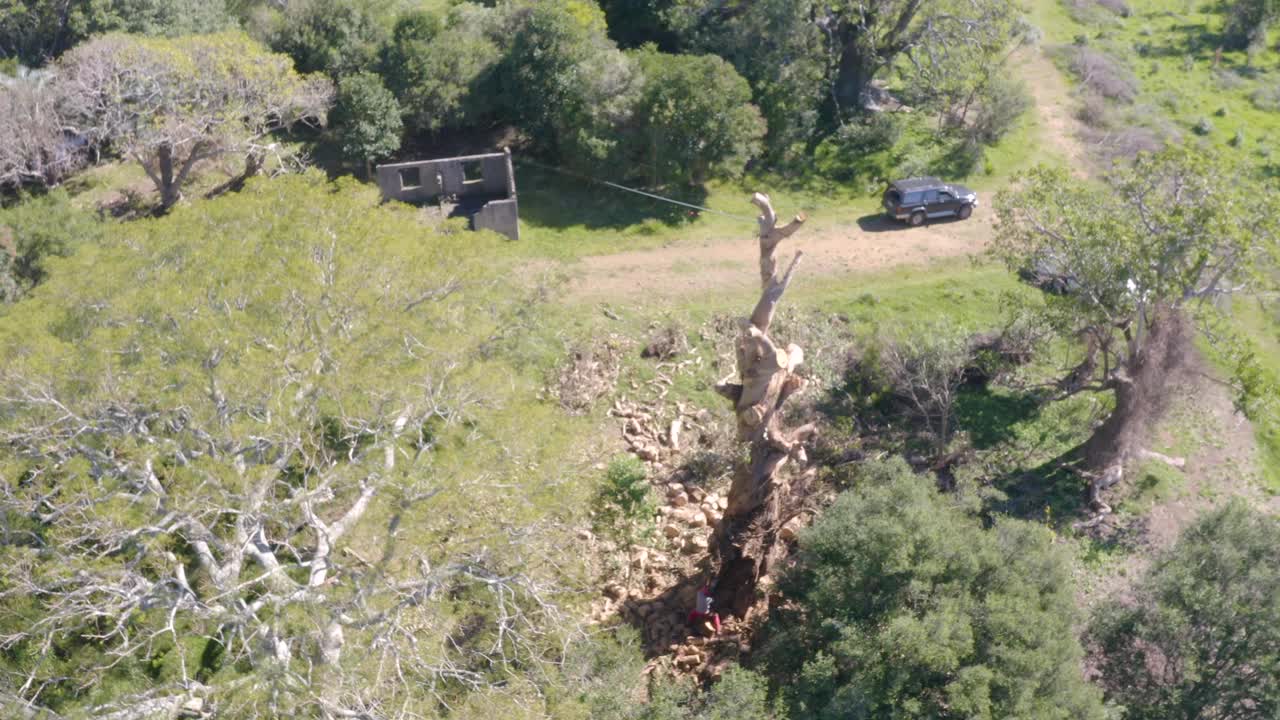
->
xmin=710 ymin=193 xmax=815 ymax=619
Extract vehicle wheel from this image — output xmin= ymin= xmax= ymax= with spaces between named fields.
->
xmin=909 ymin=211 xmax=925 ymax=227
xmin=958 ymin=204 xmax=973 ymax=220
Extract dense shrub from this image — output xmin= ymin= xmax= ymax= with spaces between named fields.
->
xmin=968 ymin=74 xmax=1032 ymax=143
xmin=761 ymin=458 xmax=1105 ymax=720
xmin=813 ymin=114 xmax=903 ymax=181
xmin=1090 ymin=501 xmax=1280 ymax=719
xmin=497 ymin=0 xmax=639 ymax=169
xmin=1077 ymin=92 xmax=1112 ymax=127
xmin=627 ymin=48 xmax=765 ymax=186
xmin=1068 ymin=46 xmax=1139 ymax=103
xmin=1252 ymin=83 xmax=1280 ymax=112
xmin=271 ymin=0 xmax=393 ymax=77
xmin=380 ymin=6 xmax=504 ymax=134
xmin=331 ymin=72 xmax=403 ymax=168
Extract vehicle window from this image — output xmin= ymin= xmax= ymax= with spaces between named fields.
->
xmin=923 ymin=190 xmax=939 ymax=203
xmin=939 ymin=191 xmax=953 ymax=201
xmin=903 ymin=192 xmax=922 ymax=205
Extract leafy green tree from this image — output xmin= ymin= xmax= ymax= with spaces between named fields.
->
xmin=1090 ymin=501 xmax=1280 ymax=720
xmin=0 ymin=189 xmax=103 ymax=302
xmin=628 ymin=48 xmax=765 ymax=186
xmin=663 ymin=0 xmax=825 ymax=160
xmin=0 ymin=0 xmax=234 ymax=66
xmin=668 ymin=0 xmax=1017 ymax=119
xmin=993 ymin=146 xmax=1280 ymax=511
xmin=332 ymin=71 xmax=403 ymax=175
xmin=762 ymin=458 xmax=1104 ymax=720
xmin=498 ymin=0 xmax=639 ymax=169
xmin=379 ymin=6 xmax=503 ymax=135
xmin=271 ymin=0 xmax=396 ymax=77
xmin=57 ymin=32 xmax=332 ymax=208
xmin=597 ymin=0 xmax=679 ymax=49
xmin=1223 ymin=0 xmax=1280 ymax=49
xmin=0 ymin=173 xmax=583 ymax=717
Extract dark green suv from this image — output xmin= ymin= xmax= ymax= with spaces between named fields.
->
xmin=882 ymin=177 xmax=979 ymax=226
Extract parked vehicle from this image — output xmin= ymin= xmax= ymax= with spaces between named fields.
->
xmin=882 ymin=177 xmax=979 ymax=226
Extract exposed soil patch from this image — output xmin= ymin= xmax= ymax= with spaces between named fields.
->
xmin=1016 ymin=44 xmax=1093 ymax=178
xmin=567 ymin=206 xmax=994 ymax=302
xmin=1077 ymin=351 xmax=1278 ymax=611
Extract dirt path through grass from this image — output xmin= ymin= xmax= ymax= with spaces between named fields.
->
xmin=1016 ymin=43 xmax=1092 ymax=178
xmin=566 ymin=203 xmax=996 ymax=302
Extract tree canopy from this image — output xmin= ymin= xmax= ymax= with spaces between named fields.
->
xmin=628 ymin=48 xmax=764 ymax=186
xmin=993 ymin=146 xmax=1280 ymax=509
xmin=0 ymin=173 xmax=586 ymax=718
xmin=1090 ymin=501 xmax=1280 ymax=720
xmin=760 ymin=459 xmax=1104 ymax=720
xmin=57 ymin=32 xmax=332 ymax=207
xmin=332 ymin=71 xmax=403 ymax=169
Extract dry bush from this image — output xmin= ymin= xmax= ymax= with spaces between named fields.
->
xmin=641 ymin=324 xmax=689 ymax=360
xmin=1253 ymin=84 xmax=1280 ymax=112
xmin=1077 ymin=91 xmax=1113 ymax=127
xmin=1069 ymin=47 xmax=1138 ymax=103
xmin=553 ymin=339 xmax=625 ymax=413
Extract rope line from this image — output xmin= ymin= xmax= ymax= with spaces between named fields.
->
xmin=515 ymin=158 xmax=759 ymax=223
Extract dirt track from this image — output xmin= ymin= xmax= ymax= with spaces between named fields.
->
xmin=565 ymin=44 xmax=1091 ymax=304
xmin=567 ymin=202 xmax=996 ymax=302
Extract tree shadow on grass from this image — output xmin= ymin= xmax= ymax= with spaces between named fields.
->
xmin=991 ymin=449 xmax=1090 ymax=523
xmin=514 ymin=164 xmax=707 ymax=231
xmin=955 ymin=386 xmax=1045 ymax=450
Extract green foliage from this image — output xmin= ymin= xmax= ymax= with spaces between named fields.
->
xmin=761 ymin=458 xmax=1105 ymax=720
xmin=498 ymin=0 xmax=639 ymax=169
xmin=332 ymin=72 xmax=403 ymax=164
xmin=0 ymin=172 xmax=593 ymax=715
xmin=813 ymin=115 xmax=903 ymax=182
xmin=1090 ymin=501 xmax=1280 ymax=719
xmin=380 ymin=6 xmax=503 ymax=134
xmin=58 ymin=32 xmax=332 ymax=206
xmin=665 ymin=0 xmax=826 ymax=161
xmin=628 ymin=47 xmax=765 ymax=186
xmin=993 ymin=146 xmax=1280 ymax=398
xmin=0 ymin=0 xmax=234 ymax=65
xmin=272 ymin=0 xmax=396 ymax=77
xmin=968 ymin=73 xmax=1033 ymax=145
xmin=1223 ymin=0 xmax=1279 ymax=49
xmin=0 ymin=189 xmax=102 ymax=302
xmin=593 ymin=455 xmax=656 ymax=545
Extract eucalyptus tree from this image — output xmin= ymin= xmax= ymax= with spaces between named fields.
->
xmin=993 ymin=146 xmax=1280 ymax=511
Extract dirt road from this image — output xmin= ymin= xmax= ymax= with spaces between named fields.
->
xmin=565 ymin=43 xmax=1088 ymax=304
xmin=567 ymin=203 xmax=996 ymax=302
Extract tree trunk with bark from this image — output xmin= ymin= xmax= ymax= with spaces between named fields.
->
xmin=1080 ymin=306 xmax=1190 ymax=512
xmin=711 ymin=193 xmax=813 ymax=619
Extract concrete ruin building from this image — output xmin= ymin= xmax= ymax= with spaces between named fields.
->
xmin=375 ymin=148 xmax=519 ymax=241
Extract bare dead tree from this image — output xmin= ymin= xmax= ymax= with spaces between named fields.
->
xmin=710 ymin=193 xmax=814 ymax=619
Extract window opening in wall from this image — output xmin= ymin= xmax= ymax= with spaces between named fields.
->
xmin=462 ymin=160 xmax=483 ymax=184
xmin=399 ymin=167 xmax=421 ymax=189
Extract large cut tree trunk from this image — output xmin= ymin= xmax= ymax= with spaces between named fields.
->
xmin=711 ymin=193 xmax=814 ymax=619
xmin=1080 ymin=306 xmax=1189 ymax=512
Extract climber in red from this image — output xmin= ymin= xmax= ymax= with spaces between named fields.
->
xmin=687 ymin=585 xmax=721 ymax=636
